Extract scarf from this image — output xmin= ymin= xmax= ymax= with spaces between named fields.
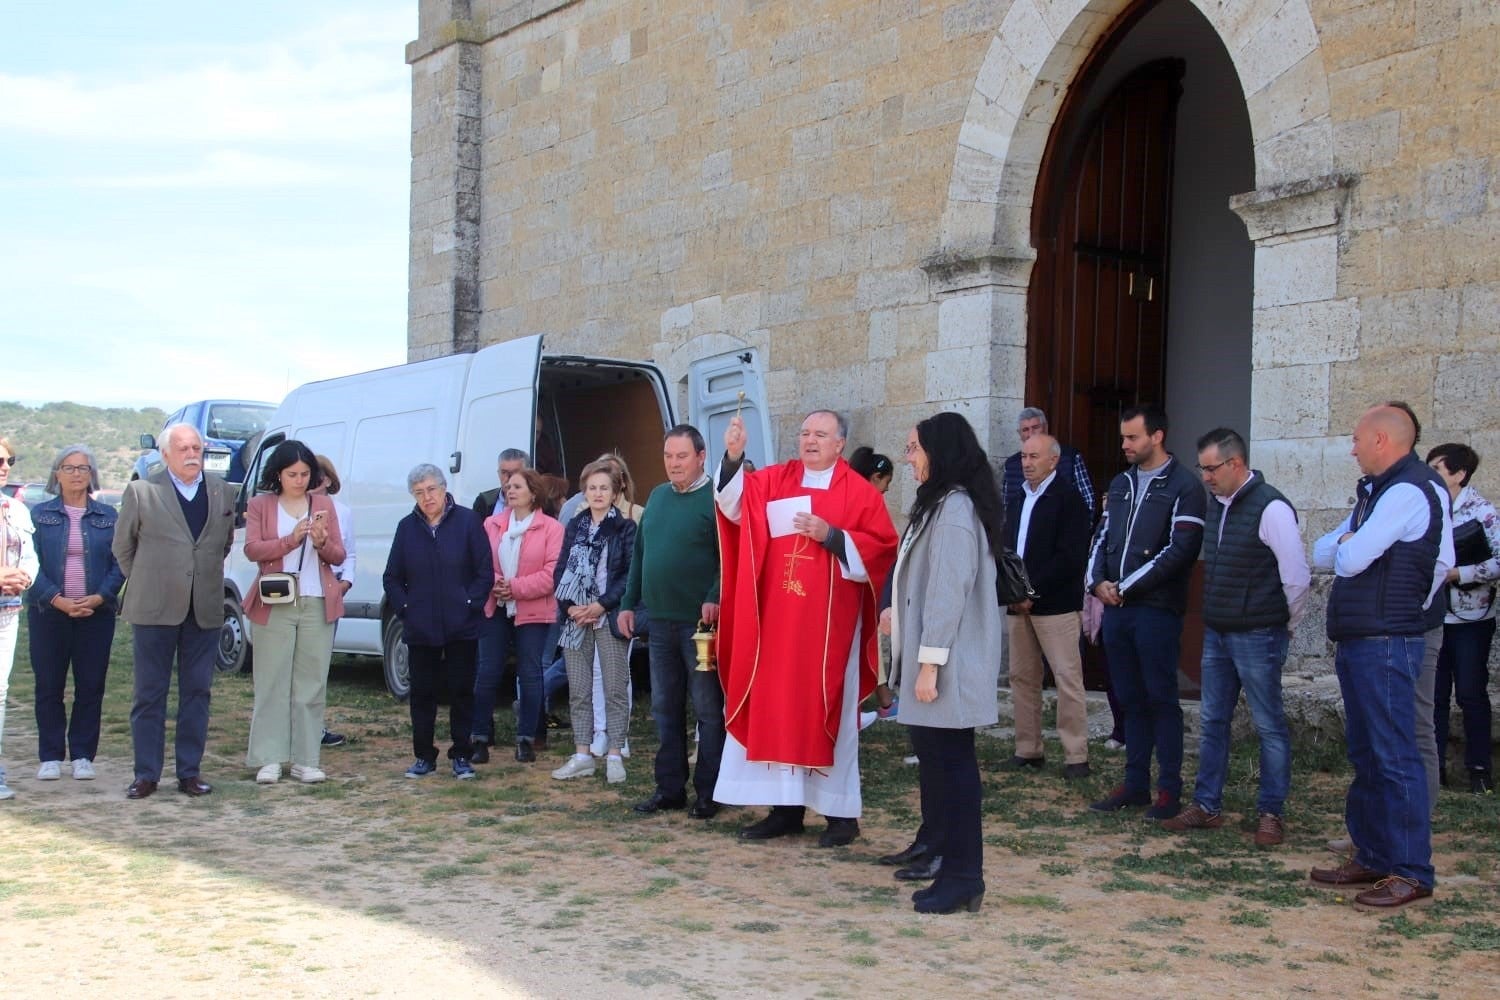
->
xmin=498 ymin=510 xmax=532 ymax=617
xmin=556 ymin=507 xmax=618 ymax=649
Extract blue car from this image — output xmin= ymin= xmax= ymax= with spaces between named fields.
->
xmin=134 ymin=399 xmax=276 ymax=484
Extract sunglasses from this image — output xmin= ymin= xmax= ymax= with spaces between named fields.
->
xmin=0 ymin=456 xmax=15 ymax=467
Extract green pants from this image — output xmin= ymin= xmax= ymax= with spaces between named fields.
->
xmin=246 ymin=597 xmax=335 ymax=768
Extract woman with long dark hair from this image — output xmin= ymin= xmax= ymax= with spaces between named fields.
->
xmin=885 ymin=411 xmax=1004 ymax=914
xmin=242 ymin=439 xmax=346 ymax=784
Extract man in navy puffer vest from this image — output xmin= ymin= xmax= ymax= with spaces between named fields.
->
xmin=1309 ymin=405 xmax=1442 ymax=910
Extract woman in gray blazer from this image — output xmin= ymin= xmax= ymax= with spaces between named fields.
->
xmin=887 ymin=412 xmax=1004 ymax=914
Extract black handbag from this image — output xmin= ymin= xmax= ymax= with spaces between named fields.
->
xmin=995 ymin=545 xmax=1038 ymax=606
xmin=1453 ymin=518 xmax=1493 ymax=570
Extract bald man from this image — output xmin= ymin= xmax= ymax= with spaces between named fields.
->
xmin=1309 ymin=405 xmax=1443 ymax=909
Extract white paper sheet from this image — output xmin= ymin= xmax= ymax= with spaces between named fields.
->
xmin=766 ymin=495 xmax=811 ymax=538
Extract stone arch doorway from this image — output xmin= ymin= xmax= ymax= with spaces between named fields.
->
xmin=1027 ymin=0 xmax=1255 ymax=498
xmin=925 ymin=0 xmax=1347 ymax=483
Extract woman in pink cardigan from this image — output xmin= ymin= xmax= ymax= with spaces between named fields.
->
xmin=241 ymin=439 xmax=346 ymax=785
xmin=473 ymin=467 xmax=563 ymax=763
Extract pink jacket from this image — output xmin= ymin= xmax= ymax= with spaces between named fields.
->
xmin=242 ymin=492 xmax=347 ymax=626
xmin=483 ymin=508 xmax=563 ymax=625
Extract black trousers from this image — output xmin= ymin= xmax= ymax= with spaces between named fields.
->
xmin=408 ymin=640 xmax=477 ymax=763
xmin=907 ymin=725 xmax=983 ymax=886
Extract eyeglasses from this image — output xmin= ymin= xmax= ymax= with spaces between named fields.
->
xmin=0 ymin=456 xmax=14 ymax=467
xmin=904 ymin=442 xmax=921 ymax=455
xmin=58 ymin=464 xmax=92 ymax=475
xmin=1195 ymin=459 xmax=1235 ymax=474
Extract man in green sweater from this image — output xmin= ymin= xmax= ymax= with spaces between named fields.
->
xmin=619 ymin=425 xmax=724 ymax=819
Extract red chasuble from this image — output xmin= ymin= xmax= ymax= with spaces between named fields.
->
xmin=716 ymin=458 xmax=897 ymax=768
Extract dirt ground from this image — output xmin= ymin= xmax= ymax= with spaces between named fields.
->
xmin=1 ymin=653 xmax=1497 ymax=999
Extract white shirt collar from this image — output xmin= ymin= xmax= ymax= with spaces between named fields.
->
xmin=1021 ymin=470 xmax=1057 ymax=498
xmin=801 ymin=464 xmax=836 ymax=488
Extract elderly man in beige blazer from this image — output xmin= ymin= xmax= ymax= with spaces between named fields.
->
xmin=113 ymin=424 xmax=235 ymax=799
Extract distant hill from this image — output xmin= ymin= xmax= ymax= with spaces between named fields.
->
xmin=0 ymin=401 xmax=168 ymax=489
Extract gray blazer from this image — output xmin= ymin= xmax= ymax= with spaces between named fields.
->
xmin=113 ymin=471 xmax=235 ymax=629
xmin=890 ymin=490 xmax=1002 ymax=730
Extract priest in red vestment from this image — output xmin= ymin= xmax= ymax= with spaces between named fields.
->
xmin=714 ymin=410 xmax=897 ymax=846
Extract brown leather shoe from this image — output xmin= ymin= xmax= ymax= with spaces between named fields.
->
xmin=1253 ymin=813 xmax=1285 ymax=847
xmin=1309 ymin=858 xmax=1387 ymax=886
xmin=1354 ymin=876 xmax=1433 ymax=909
xmin=126 ymin=778 xmax=158 ymax=800
xmin=1160 ymin=803 xmax=1223 ymax=831
xmin=177 ymin=777 xmax=213 ymax=797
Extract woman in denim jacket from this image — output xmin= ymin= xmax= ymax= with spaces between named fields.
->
xmin=27 ymin=444 xmax=123 ymax=783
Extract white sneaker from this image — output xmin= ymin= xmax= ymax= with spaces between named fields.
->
xmin=1104 ymin=738 xmax=1125 ymax=751
xmin=620 ymin=739 xmax=630 ymax=759
xmin=290 ymin=765 xmax=326 ymax=784
xmin=1326 ymin=835 xmax=1354 ymax=854
xmin=71 ymin=759 xmax=96 ymax=780
xmin=589 ymin=732 xmax=607 ymax=757
xmin=606 ymin=756 xmax=626 ymax=784
xmin=903 ymin=754 xmax=920 ymax=766
xmin=859 ymin=710 xmax=878 ymax=731
xmin=552 ymin=754 xmax=597 ymax=780
xmin=255 ymin=764 xmax=282 ymax=784
xmin=37 ymin=760 xmax=63 ymax=781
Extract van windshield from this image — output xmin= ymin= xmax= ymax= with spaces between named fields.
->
xmin=205 ymin=403 xmax=275 ymax=443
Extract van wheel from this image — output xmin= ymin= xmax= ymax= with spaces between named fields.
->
xmin=382 ymin=618 xmax=411 ymax=702
xmin=218 ymin=593 xmax=251 ymax=674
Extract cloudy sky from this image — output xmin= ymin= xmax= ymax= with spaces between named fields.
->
xmin=1 ymin=1 xmax=413 ymax=410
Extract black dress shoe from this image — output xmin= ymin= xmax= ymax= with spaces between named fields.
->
xmin=818 ymin=817 xmax=860 ymax=848
xmin=470 ymin=741 xmax=491 ymax=764
xmin=126 ymin=778 xmax=158 ymax=800
xmin=1471 ymin=770 xmax=1494 ymax=794
xmin=177 ymin=777 xmax=212 ymax=797
xmin=879 ymin=841 xmax=930 ymax=866
xmin=688 ymin=797 xmax=720 ymax=819
xmin=914 ymin=879 xmax=985 ymax=914
xmin=634 ymin=790 xmax=687 ymax=814
xmin=1000 ymin=755 xmax=1045 ymax=771
xmin=895 ymin=854 xmax=943 ymax=881
xmin=739 ymin=806 xmax=806 ymax=840
xmin=514 ymin=741 xmax=536 ymax=763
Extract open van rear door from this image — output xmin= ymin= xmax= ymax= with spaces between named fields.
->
xmin=456 ymin=334 xmax=544 ymax=500
xmin=689 ymin=349 xmax=774 ymax=469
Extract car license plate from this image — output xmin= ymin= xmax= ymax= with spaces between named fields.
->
xmin=204 ymin=453 xmax=231 ymax=473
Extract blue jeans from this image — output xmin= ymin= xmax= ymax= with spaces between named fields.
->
xmin=648 ymin=620 xmax=726 ymax=802
xmin=28 ymin=604 xmax=117 ymax=763
xmin=1101 ymin=605 xmax=1183 ymax=796
xmin=1435 ymin=618 xmax=1495 ymax=775
xmin=472 ymin=614 xmax=548 ymax=744
xmin=1336 ymin=635 xmax=1434 ymax=888
xmin=1193 ymin=626 xmax=1291 ymax=816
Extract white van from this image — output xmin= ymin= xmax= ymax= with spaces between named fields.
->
xmin=220 ymin=335 xmax=772 ymax=699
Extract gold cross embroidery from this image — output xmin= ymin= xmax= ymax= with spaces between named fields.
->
xmin=782 ymin=536 xmax=812 ymax=597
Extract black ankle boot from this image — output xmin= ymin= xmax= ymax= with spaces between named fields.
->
xmin=913 ymin=878 xmax=985 ymax=914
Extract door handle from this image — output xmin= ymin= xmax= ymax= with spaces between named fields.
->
xmin=449 ymin=451 xmax=462 ymax=474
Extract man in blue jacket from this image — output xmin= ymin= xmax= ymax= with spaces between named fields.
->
xmin=1086 ymin=404 xmax=1205 ymax=819
xmin=384 ymin=463 xmax=493 ymax=780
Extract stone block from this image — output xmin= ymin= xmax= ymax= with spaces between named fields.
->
xmin=1255 ymin=435 xmax=1363 ymax=513
xmin=1252 ymin=299 xmax=1360 ymax=369
xmin=1327 ymin=356 xmax=1437 ymax=438
xmin=1246 ymin=49 xmax=1330 ymax=144
xmin=925 ymin=345 xmax=991 ymax=401
xmin=1254 ymin=235 xmax=1338 ymax=308
xmin=1357 ymin=288 xmax=1460 ymax=358
xmin=1251 ymin=363 xmax=1330 ymax=439
xmin=1436 ymin=353 xmax=1500 ymax=431
xmin=869 ymin=309 xmax=898 ymax=360
xmin=855 ymin=268 xmax=929 ymax=311
xmin=1235 ymin=0 xmax=1320 ymax=97
xmin=1253 ymin=118 xmax=1335 ymax=189
xmin=1422 ymin=156 xmax=1490 ymax=224
xmin=1459 ymin=283 xmax=1500 ymax=352
xmin=701 ymin=149 xmax=732 ymax=191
